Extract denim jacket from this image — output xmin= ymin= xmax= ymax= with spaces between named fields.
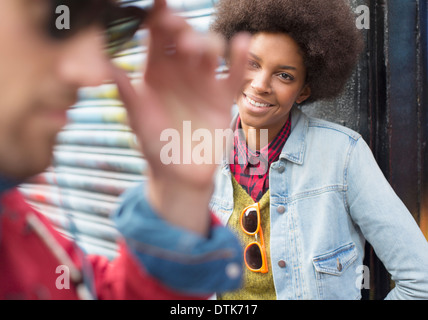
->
xmin=210 ymin=107 xmax=428 ymax=300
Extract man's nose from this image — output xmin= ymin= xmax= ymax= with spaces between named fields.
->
xmin=56 ymin=26 xmax=112 ymax=88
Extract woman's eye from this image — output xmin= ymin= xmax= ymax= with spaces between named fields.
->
xmin=279 ymin=73 xmax=294 ymax=81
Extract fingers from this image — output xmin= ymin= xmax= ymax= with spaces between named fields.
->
xmin=145 ymin=4 xmax=223 ymax=79
xmin=152 ymin=0 xmax=167 ymax=12
xmin=145 ymin=5 xmax=192 ymax=66
xmin=111 ymin=65 xmax=141 ymax=129
xmin=224 ymin=33 xmax=251 ymax=95
xmin=175 ymin=31 xmax=225 ymax=76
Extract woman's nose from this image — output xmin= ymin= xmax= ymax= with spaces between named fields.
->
xmin=250 ymin=71 xmax=272 ymax=94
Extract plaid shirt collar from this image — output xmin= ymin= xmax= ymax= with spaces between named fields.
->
xmin=230 ymin=114 xmax=291 ymax=201
xmin=233 ymin=114 xmax=291 ymax=172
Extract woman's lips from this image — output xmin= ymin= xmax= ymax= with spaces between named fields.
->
xmin=241 ymin=93 xmax=275 ymax=114
xmin=243 ymin=93 xmax=274 ymax=108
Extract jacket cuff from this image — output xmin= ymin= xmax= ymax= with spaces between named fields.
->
xmin=113 ymin=183 xmax=243 ymax=295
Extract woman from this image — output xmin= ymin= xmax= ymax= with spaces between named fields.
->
xmin=209 ymin=0 xmax=428 ymax=299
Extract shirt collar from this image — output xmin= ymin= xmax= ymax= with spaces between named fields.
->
xmin=234 ymin=114 xmax=291 ymax=170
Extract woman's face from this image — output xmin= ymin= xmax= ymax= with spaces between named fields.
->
xmin=236 ymin=32 xmax=310 ymax=137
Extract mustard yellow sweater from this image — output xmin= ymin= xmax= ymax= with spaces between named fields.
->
xmin=218 ymin=177 xmax=276 ymax=300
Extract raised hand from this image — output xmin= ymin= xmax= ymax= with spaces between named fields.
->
xmin=113 ymin=0 xmax=249 ymax=235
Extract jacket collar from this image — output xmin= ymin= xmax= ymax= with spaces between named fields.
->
xmin=279 ymin=107 xmax=308 ymax=165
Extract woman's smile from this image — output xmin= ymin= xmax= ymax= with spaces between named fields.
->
xmin=241 ymin=93 xmax=275 ymax=114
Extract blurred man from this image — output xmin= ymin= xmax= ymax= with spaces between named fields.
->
xmin=0 ymin=0 xmax=249 ymax=299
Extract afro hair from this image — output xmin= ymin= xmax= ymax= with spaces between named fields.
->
xmin=210 ymin=0 xmax=364 ymax=103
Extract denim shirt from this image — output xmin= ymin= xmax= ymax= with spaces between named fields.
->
xmin=210 ymin=107 xmax=428 ymax=300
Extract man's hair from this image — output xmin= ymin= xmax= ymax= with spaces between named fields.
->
xmin=210 ymin=0 xmax=364 ymax=103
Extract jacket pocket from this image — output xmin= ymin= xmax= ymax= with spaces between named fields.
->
xmin=312 ymin=242 xmax=361 ymax=299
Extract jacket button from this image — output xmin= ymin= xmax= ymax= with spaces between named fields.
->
xmin=337 ymin=258 xmax=343 ymax=272
xmin=225 ymin=263 xmax=241 ymax=280
xmin=277 ymin=165 xmax=285 ymax=173
xmin=278 ymin=260 xmax=286 ymax=268
xmin=277 ymin=205 xmax=286 ymax=214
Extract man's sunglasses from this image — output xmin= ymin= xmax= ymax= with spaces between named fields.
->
xmin=47 ymin=0 xmax=149 ymax=57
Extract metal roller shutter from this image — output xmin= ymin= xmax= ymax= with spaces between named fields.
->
xmin=21 ymin=0 xmax=219 ymax=261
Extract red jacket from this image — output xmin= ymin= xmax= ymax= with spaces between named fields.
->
xmin=0 ymin=189 xmax=203 ymax=300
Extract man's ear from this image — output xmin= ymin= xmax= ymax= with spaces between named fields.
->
xmin=296 ymin=85 xmax=311 ymax=104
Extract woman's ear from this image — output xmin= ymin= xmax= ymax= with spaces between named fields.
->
xmin=296 ymin=85 xmax=311 ymax=104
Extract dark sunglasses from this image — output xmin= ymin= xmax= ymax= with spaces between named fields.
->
xmin=47 ymin=0 xmax=149 ymax=56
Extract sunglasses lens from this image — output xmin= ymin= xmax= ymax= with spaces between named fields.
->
xmin=245 ymin=243 xmax=263 ymax=270
xmin=105 ymin=18 xmax=141 ymax=56
xmin=104 ymin=6 xmax=148 ymax=56
xmin=241 ymin=208 xmax=258 ymax=234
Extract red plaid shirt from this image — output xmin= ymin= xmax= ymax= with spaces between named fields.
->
xmin=230 ymin=115 xmax=291 ymax=202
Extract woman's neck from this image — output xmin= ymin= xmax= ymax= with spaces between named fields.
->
xmin=241 ymin=119 xmax=288 ymax=151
